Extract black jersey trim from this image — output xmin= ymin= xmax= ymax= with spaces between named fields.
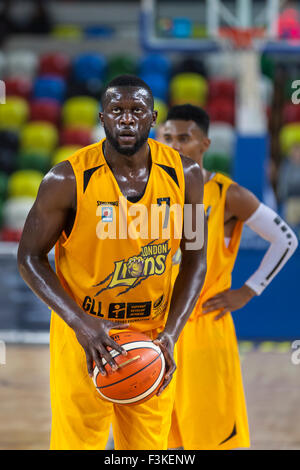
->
xmin=83 ymin=165 xmax=104 ymax=193
xmin=155 ymin=163 xmax=180 ymax=188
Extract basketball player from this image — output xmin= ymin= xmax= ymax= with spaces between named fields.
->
xmin=17 ymin=77 xmax=207 ymax=450
xmin=157 ymin=104 xmax=298 ymax=450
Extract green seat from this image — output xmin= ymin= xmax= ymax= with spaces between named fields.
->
xmin=106 ymin=55 xmax=137 ymax=83
xmin=0 ymin=171 xmax=8 ymax=201
xmin=17 ymin=151 xmax=51 ymax=174
xmin=260 ymin=53 xmax=275 ymax=81
xmin=203 ymin=153 xmax=232 ymax=176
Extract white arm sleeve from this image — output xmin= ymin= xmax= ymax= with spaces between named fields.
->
xmin=244 ymin=203 xmax=298 ymax=295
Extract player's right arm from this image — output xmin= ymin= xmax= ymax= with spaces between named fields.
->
xmin=17 ymin=161 xmax=128 ymax=377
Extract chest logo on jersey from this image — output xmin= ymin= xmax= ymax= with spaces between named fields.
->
xmin=93 ymin=240 xmax=170 ymax=297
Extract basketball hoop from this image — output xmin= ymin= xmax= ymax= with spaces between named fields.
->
xmin=218 ymin=27 xmax=266 ymax=50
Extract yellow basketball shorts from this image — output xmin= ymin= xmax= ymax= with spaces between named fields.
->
xmin=49 ymin=312 xmax=176 ymax=450
xmin=168 ymin=313 xmax=250 ymax=450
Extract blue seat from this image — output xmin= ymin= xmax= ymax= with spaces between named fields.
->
xmin=139 ymin=72 xmax=169 ymax=102
xmin=33 ymin=76 xmax=66 ymax=103
xmin=72 ymin=53 xmax=107 ymax=83
xmin=139 ymin=54 xmax=171 ymax=78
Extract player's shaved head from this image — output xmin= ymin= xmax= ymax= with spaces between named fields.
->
xmin=101 ymin=74 xmax=154 ymax=110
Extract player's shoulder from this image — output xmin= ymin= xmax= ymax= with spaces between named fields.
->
xmin=179 ymin=154 xmax=203 ymax=183
xmin=37 ymin=160 xmax=76 ymax=209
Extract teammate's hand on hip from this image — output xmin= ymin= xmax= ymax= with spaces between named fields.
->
xmin=202 ymin=285 xmax=256 ymax=320
xmin=153 ymin=332 xmax=176 ymax=396
xmin=72 ymin=315 xmax=129 ymax=377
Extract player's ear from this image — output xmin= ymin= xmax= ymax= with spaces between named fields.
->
xmin=202 ymin=137 xmax=211 ymax=153
xmin=99 ymin=112 xmax=104 ymax=126
xmin=151 ymin=110 xmax=158 ymax=128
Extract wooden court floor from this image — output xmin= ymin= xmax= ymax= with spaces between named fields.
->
xmin=0 ymin=344 xmax=299 ymax=450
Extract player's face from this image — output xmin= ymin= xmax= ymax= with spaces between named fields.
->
xmin=159 ymin=120 xmax=210 ymax=167
xmin=100 ymin=87 xmax=157 ymax=156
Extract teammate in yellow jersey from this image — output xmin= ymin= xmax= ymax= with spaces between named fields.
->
xmin=17 ymin=77 xmax=207 ymax=450
xmin=157 ymin=104 xmax=298 ymax=450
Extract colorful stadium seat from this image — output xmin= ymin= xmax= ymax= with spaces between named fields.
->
xmin=72 ymin=53 xmax=107 ymax=83
xmin=7 ymin=170 xmax=44 ymax=199
xmin=5 ymin=78 xmax=32 ymax=100
xmin=172 ymin=57 xmax=207 ymax=78
xmin=17 ymin=151 xmax=51 ymax=174
xmin=0 ymin=171 xmax=8 ymax=201
xmin=154 ymin=99 xmax=168 ymax=125
xmin=170 ymin=73 xmax=208 ymax=106
xmin=107 ymin=54 xmax=137 ymax=80
xmin=60 ymin=127 xmax=92 ymax=147
xmin=30 ymin=99 xmax=61 ymax=126
xmin=208 ymin=123 xmax=236 ymax=157
xmin=66 ymin=78 xmax=103 ymax=101
xmin=52 ymin=146 xmax=80 ymax=167
xmin=2 ymin=196 xmax=36 ymax=232
xmin=92 ymin=124 xmax=106 ymax=143
xmin=139 ymin=54 xmax=171 ymax=78
xmin=21 ymin=121 xmax=58 ymax=154
xmin=51 ymin=24 xmax=83 ymax=40
xmin=139 ymin=72 xmax=169 ymax=101
xmin=203 ymin=153 xmax=232 ymax=176
xmin=0 ymin=130 xmax=19 ymax=151
xmin=0 ymin=97 xmax=29 ymax=131
xmin=208 ymin=79 xmax=235 ymax=101
xmin=62 ymin=96 xmax=99 ymax=129
xmin=39 ymin=52 xmax=71 ymax=79
xmin=0 ymin=148 xmax=18 ymax=174
xmin=6 ymin=50 xmax=38 ymax=80
xmin=33 ymin=76 xmax=66 ymax=103
xmin=283 ymin=102 xmax=300 ymax=124
xmin=207 ymin=99 xmax=235 ymax=126
xmin=280 ymin=123 xmax=300 ymax=155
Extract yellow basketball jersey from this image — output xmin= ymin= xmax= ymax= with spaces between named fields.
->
xmin=173 ymin=172 xmax=243 ymax=320
xmin=55 ymin=138 xmax=185 ymax=332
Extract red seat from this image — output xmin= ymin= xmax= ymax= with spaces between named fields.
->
xmin=206 ymin=99 xmax=235 ymax=126
xmin=0 ymin=227 xmax=23 ymax=242
xmin=208 ymin=79 xmax=235 ymax=102
xmin=60 ymin=126 xmax=92 ymax=147
xmin=283 ymin=102 xmax=300 ymax=124
xmin=30 ymin=99 xmax=61 ymax=126
xmin=5 ymin=78 xmax=32 ymax=100
xmin=39 ymin=52 xmax=71 ymax=79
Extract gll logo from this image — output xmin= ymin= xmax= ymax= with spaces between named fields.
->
xmin=102 ymin=206 xmax=113 ymax=222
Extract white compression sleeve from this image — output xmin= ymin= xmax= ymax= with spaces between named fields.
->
xmin=244 ymin=203 xmax=298 ymax=295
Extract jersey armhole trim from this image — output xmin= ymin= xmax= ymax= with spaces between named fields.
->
xmin=61 ymin=160 xmax=81 ymax=249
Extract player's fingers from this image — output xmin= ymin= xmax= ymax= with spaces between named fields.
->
xmin=92 ymin=350 xmax=107 ymax=376
xmin=106 ymin=337 xmax=128 ymax=357
xmin=202 ymin=303 xmax=225 ymax=314
xmin=214 ymin=309 xmax=230 ymax=321
xmin=157 ymin=370 xmax=175 ymax=396
xmin=98 ymin=345 xmax=119 ymax=372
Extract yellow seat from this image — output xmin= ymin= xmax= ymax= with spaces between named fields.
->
xmin=52 ymin=146 xmax=81 ymax=166
xmin=170 ymin=73 xmax=208 ymax=106
xmin=21 ymin=121 xmax=58 ymax=154
xmin=8 ymin=170 xmax=44 ymax=199
xmin=0 ymin=97 xmax=29 ymax=130
xmin=280 ymin=123 xmax=300 ymax=156
xmin=154 ymin=99 xmax=168 ymax=126
xmin=51 ymin=24 xmax=83 ymax=40
xmin=62 ymin=96 xmax=99 ymax=129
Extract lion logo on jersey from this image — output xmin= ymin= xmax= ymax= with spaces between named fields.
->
xmin=93 ymin=240 xmax=170 ymax=297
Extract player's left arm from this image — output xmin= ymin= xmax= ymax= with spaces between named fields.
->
xmin=203 ymin=184 xmax=298 ymax=320
xmin=154 ymin=156 xmax=207 ymax=395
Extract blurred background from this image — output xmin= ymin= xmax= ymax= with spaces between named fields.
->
xmin=0 ymin=0 xmax=299 ymax=450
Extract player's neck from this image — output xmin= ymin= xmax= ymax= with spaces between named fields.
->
xmin=103 ymin=141 xmax=151 ymax=172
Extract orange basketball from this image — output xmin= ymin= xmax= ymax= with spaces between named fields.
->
xmin=92 ymin=330 xmax=165 ymax=405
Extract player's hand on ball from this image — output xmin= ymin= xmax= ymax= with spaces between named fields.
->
xmin=202 ymin=285 xmax=256 ymax=320
xmin=72 ymin=315 xmax=129 ymax=377
xmin=153 ymin=332 xmax=176 ymax=396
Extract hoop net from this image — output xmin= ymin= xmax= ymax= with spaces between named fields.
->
xmin=218 ymin=26 xmax=266 ymax=50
